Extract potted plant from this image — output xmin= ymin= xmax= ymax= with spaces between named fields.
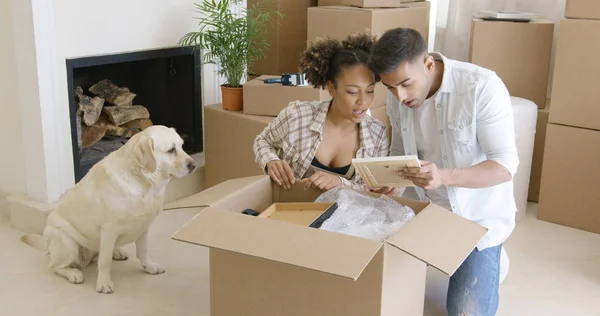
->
xmin=179 ymin=0 xmax=281 ymax=111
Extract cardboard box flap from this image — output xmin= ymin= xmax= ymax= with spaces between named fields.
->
xmin=172 ymin=207 xmax=383 ymax=280
xmin=164 ymin=175 xmax=268 ymax=210
xmin=386 ymin=203 xmax=488 ymax=276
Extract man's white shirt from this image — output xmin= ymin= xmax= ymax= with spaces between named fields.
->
xmin=387 ymin=53 xmax=519 ymax=250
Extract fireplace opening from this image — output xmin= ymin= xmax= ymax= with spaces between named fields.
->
xmin=66 ymin=47 xmax=203 ymax=182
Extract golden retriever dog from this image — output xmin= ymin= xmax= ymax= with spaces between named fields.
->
xmin=21 ymin=125 xmax=196 ymax=294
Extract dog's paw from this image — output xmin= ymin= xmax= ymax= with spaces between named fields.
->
xmin=112 ymin=248 xmax=129 ymax=261
xmin=95 ymin=279 xmax=115 ymax=294
xmin=143 ymin=262 xmax=165 ymax=275
xmin=66 ymin=270 xmax=84 ymax=284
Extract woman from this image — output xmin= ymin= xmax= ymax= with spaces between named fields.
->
xmin=253 ymin=33 xmax=389 ymax=191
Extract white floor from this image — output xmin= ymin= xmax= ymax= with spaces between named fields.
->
xmin=1 ymin=203 xmax=599 ymax=316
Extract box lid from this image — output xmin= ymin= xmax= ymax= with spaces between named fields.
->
xmin=164 ymin=175 xmax=268 ymax=211
xmin=472 ymin=16 xmax=553 ymax=25
xmin=244 ymin=75 xmax=327 ymax=93
xmin=244 ymin=75 xmax=278 ymax=86
xmin=385 ymin=203 xmax=488 ymax=276
xmin=172 ymin=207 xmax=383 ymax=280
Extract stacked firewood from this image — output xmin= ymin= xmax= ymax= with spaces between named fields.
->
xmin=75 ymin=79 xmax=153 ymax=151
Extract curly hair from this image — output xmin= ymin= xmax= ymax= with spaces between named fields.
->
xmin=299 ymin=33 xmax=379 ymax=89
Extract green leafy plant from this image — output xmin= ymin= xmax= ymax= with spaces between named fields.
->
xmin=179 ymin=0 xmax=282 ymax=88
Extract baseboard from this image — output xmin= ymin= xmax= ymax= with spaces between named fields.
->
xmin=0 ymin=191 xmax=9 ymax=219
xmin=6 ymin=153 xmax=206 ymax=234
xmin=8 ymin=195 xmax=56 ymax=235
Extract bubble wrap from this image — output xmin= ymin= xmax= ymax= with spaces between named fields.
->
xmin=315 ymin=187 xmax=415 ymax=241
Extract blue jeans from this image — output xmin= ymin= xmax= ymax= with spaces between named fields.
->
xmin=446 ymin=244 xmax=502 ymax=316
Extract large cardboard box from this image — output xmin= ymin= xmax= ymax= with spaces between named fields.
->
xmin=565 ymin=0 xmax=600 ymax=20
xmin=469 ymin=17 xmax=554 ymax=109
xmin=318 ymin=0 xmax=421 ymax=7
xmin=243 ymin=75 xmax=331 ymax=116
xmin=243 ymin=76 xmax=390 ymax=116
xmin=538 ymin=124 xmax=600 ymax=234
xmin=204 ymin=104 xmax=273 ymax=188
xmin=527 ymin=107 xmax=550 ymax=202
xmin=549 ymin=19 xmax=600 ymax=131
xmin=307 ymin=3 xmax=430 ymax=43
xmin=169 ymin=175 xmax=487 ymax=316
xmin=247 ymin=0 xmax=317 ymax=76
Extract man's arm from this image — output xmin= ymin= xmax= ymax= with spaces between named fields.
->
xmin=442 ymin=74 xmax=518 ymax=189
xmin=441 ymin=160 xmax=512 ymax=188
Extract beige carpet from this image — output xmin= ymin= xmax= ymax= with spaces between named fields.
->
xmin=1 ymin=203 xmax=599 ymax=316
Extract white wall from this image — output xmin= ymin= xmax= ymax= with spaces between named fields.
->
xmin=47 ymin=0 xmax=208 ymax=200
xmin=52 ymin=0 xmax=226 ymax=105
xmin=6 ymin=0 xmax=228 ymax=203
xmin=0 ymin=0 xmax=27 ymax=195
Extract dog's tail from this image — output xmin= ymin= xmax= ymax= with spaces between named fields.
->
xmin=20 ymin=234 xmax=48 ymax=252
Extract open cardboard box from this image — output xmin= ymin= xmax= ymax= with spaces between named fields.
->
xmin=168 ymin=175 xmax=487 ymax=316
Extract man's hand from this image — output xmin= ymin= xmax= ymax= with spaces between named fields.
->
xmin=266 ymin=160 xmax=295 ymax=190
xmin=401 ymin=160 xmax=447 ymax=190
xmin=302 ymin=171 xmax=341 ymax=191
xmin=366 ymin=186 xmax=400 ymax=196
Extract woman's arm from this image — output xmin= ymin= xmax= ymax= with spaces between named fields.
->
xmin=253 ymin=104 xmax=301 ymax=189
xmin=253 ymin=105 xmax=295 ymax=172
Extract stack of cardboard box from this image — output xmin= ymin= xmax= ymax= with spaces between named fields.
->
xmin=204 ymin=0 xmax=430 ymax=188
xmin=468 ymin=15 xmax=555 ymax=203
xmin=537 ymin=0 xmax=600 ymax=234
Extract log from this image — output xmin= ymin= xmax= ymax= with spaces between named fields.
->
xmin=119 ymin=87 xmax=134 ymax=106
xmin=89 ymin=79 xmax=136 ymax=106
xmin=81 ymin=124 xmax=108 ymax=149
xmin=102 ymin=119 xmax=153 ymax=138
xmin=96 ymin=113 xmax=128 ymax=136
xmin=102 ymin=105 xmax=150 ymax=126
xmin=75 ymin=86 xmax=105 ymax=126
xmin=122 ymin=118 xmax=153 ymax=131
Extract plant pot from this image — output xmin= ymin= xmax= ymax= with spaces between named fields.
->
xmin=221 ymin=85 xmax=243 ymax=111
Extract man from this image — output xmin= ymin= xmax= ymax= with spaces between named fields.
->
xmin=368 ymin=28 xmax=518 ymax=316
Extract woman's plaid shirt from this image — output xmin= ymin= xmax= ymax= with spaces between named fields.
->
xmin=253 ymin=100 xmax=390 ymax=191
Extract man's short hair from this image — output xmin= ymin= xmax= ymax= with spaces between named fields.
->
xmin=368 ymin=28 xmax=428 ymax=75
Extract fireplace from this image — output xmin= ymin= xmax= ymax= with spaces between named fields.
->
xmin=66 ymin=47 xmax=203 ymax=182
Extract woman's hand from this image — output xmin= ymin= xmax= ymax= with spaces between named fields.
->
xmin=266 ymin=160 xmax=295 ymax=190
xmin=302 ymin=171 xmax=342 ymax=191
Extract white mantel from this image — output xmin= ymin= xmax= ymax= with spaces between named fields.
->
xmin=9 ymin=0 xmax=232 ymax=204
